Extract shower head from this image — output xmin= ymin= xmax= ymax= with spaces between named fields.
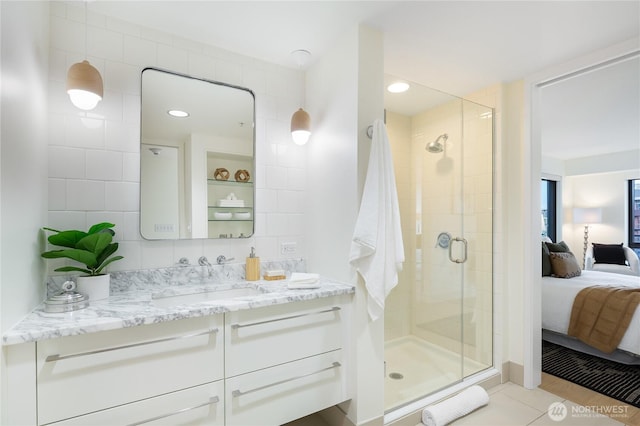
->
xmin=426 ymin=133 xmax=448 ymax=153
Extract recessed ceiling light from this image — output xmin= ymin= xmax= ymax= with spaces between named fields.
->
xmin=387 ymin=82 xmax=410 ymax=93
xmin=167 ymin=109 xmax=189 ymax=118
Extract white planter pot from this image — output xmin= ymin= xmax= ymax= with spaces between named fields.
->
xmin=76 ymin=274 xmax=110 ymax=301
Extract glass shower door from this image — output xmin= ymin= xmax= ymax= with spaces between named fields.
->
xmin=383 ymin=77 xmax=493 ymax=412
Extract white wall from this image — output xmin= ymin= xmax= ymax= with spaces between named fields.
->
xmin=563 ymin=169 xmax=639 ymax=257
xmin=46 ymin=2 xmax=306 ymax=274
xmin=0 ymin=1 xmax=50 ymax=422
xmin=306 ymin=25 xmax=385 ymax=425
xmin=1 ymin=1 xmax=50 ymax=333
xmin=502 ymin=79 xmax=528 ymax=376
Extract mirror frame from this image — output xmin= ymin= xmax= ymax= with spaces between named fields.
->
xmin=140 ymin=67 xmax=256 ymax=240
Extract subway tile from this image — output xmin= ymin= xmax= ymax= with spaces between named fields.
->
xmin=123 ymin=94 xmax=141 ymax=125
xmin=65 ymin=115 xmax=105 ymax=149
xmin=123 ymin=153 xmax=140 ymax=183
xmin=278 ymin=190 xmax=304 ymax=213
xmin=188 ymin=54 xmax=216 ymax=81
xmin=50 ymin=16 xmax=84 ymax=53
xmin=49 ymin=146 xmax=85 ymax=179
xmin=140 ymin=240 xmax=175 ymax=269
xmin=122 ymin=212 xmax=142 ymax=241
xmin=48 ymin=10 xmax=307 ymax=272
xmin=158 ymin=44 xmax=189 ymax=75
xmin=216 ymin=60 xmax=243 ymax=86
xmin=86 ymin=150 xmax=123 ymax=181
xmin=243 ymin=68 xmax=266 ymax=95
xmin=86 ymin=212 xmax=124 ymax=235
xmin=286 ymin=168 xmax=306 ymax=191
xmin=106 ymin=120 xmax=139 ymax=153
xmin=66 ymin=180 xmax=105 ymax=211
xmin=106 ymin=16 xmax=141 ymax=38
xmin=123 ymin=35 xmax=157 ymax=68
xmin=106 ymin=61 xmax=141 ymax=95
xmin=256 ymin=188 xmax=278 ymax=213
xmin=172 ymin=35 xmax=205 ymax=54
xmin=48 ymin=179 xmax=66 ymax=211
xmin=265 ymin=165 xmax=287 ymax=189
xmin=105 ymin=182 xmax=139 ymax=211
xmin=88 ymin=26 xmax=123 ymax=62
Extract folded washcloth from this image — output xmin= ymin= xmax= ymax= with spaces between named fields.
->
xmin=422 ymin=385 xmax=489 ymax=426
xmin=288 ymin=272 xmax=320 ymax=289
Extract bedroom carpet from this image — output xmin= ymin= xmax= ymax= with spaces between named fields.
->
xmin=542 ymin=340 xmax=640 ymax=408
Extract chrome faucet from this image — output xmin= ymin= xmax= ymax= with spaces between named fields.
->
xmin=216 ymin=255 xmax=235 ymax=265
xmin=198 ymin=256 xmax=212 ymax=267
xmin=198 ymin=256 xmax=213 ymax=277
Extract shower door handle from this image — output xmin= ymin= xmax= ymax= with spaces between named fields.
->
xmin=448 ymin=237 xmax=468 ymax=264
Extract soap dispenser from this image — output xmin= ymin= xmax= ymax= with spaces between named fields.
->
xmin=246 ymin=247 xmax=260 ymax=281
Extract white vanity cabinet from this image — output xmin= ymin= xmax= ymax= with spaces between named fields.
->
xmin=36 ymin=316 xmax=223 ymax=426
xmin=4 ymin=292 xmax=353 ymax=426
xmin=224 ymin=296 xmax=349 ymax=426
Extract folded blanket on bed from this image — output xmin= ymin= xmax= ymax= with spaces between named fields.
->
xmin=568 ymin=285 xmax=640 ymax=353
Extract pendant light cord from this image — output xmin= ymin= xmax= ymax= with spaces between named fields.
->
xmin=84 ymin=1 xmax=88 ymax=59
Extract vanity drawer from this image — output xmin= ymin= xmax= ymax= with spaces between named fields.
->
xmin=37 ymin=316 xmax=223 ymax=425
xmin=225 ymin=350 xmax=345 ymax=426
xmin=225 ymin=296 xmax=345 ymax=377
xmin=49 ymin=380 xmax=224 ymax=426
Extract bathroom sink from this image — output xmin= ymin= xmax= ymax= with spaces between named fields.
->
xmin=152 ymin=286 xmax=264 ymax=308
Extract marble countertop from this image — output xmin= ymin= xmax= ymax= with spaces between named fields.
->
xmin=2 ymin=276 xmax=354 ymax=346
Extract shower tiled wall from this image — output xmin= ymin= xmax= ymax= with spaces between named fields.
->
xmin=46 ymin=3 xmax=306 ymax=273
xmin=385 ymin=85 xmax=499 ymax=373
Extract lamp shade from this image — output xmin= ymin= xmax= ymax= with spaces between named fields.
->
xmin=573 ymin=207 xmax=602 ymax=224
xmin=291 ymin=108 xmax=311 ymax=145
xmin=66 ymin=60 xmax=104 ymax=110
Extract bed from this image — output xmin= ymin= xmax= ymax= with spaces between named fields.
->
xmin=542 ymin=269 xmax=640 ymax=364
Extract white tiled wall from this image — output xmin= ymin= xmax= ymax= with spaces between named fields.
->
xmin=384 ymin=83 xmax=502 ymax=375
xmin=46 ymin=2 xmax=306 ymax=273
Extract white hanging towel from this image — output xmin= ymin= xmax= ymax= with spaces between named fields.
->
xmin=349 ymin=119 xmax=405 ymax=321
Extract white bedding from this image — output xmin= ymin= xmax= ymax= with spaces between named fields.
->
xmin=541 ymin=270 xmax=640 ymax=356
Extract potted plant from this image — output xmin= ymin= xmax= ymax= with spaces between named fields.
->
xmin=41 ymin=222 xmax=123 ymax=300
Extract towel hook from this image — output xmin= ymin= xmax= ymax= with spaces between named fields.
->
xmin=366 ymin=125 xmax=373 ymax=139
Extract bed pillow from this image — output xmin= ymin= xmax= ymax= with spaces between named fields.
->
xmin=542 ymin=243 xmax=552 ymax=276
xmin=542 ymin=241 xmax=570 ymax=276
xmin=549 ymin=251 xmax=582 ymax=278
xmin=592 ymin=243 xmax=626 ymax=265
xmin=545 ymin=241 xmax=570 ymax=253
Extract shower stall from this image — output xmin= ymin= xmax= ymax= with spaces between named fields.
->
xmin=383 ymin=76 xmax=494 ymax=412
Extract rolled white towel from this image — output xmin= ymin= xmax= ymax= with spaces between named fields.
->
xmin=422 ymin=385 xmax=489 ymax=426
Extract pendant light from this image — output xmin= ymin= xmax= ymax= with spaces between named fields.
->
xmin=66 ymin=2 xmax=103 ymax=110
xmin=291 ymin=108 xmax=311 ymax=145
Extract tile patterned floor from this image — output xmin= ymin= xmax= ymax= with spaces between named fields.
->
xmin=286 ymin=375 xmax=639 ymax=425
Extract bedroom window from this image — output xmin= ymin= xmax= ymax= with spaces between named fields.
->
xmin=629 ymin=179 xmax=640 ymax=251
xmin=541 ymin=179 xmax=557 ymax=242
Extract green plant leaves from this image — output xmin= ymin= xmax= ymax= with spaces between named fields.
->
xmin=76 ymin=232 xmax=112 ymax=257
xmin=41 ymin=248 xmax=98 ymax=268
xmin=41 ymin=222 xmax=123 ymax=276
xmin=47 ymin=230 xmax=88 ymax=249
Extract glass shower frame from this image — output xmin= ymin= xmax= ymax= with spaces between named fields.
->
xmin=384 ymin=78 xmax=494 ymax=412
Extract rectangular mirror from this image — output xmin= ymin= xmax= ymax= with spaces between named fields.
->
xmin=140 ymin=68 xmax=255 ymax=240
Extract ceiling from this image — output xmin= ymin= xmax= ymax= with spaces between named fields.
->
xmin=90 ymin=1 xmax=640 ymax=160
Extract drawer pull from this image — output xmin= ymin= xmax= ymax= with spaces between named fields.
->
xmin=45 ymin=328 xmax=219 ymax=362
xmin=231 ymin=306 xmax=340 ymax=330
xmin=127 ymin=396 xmax=220 ymax=426
xmin=232 ymin=361 xmax=341 ymax=397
